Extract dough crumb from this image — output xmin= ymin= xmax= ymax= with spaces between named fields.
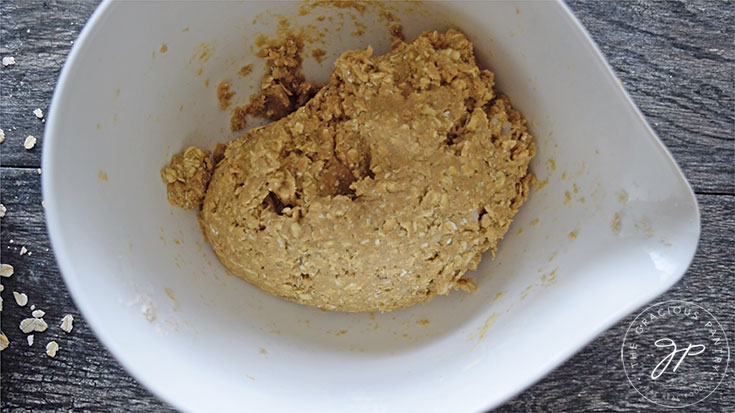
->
xmin=238 ymin=64 xmax=253 ymax=77
xmin=33 ymin=108 xmax=44 ymax=119
xmin=229 ymin=34 xmax=319 ymax=131
xmin=161 ymin=146 xmax=214 ymax=209
xmin=229 ymin=106 xmax=247 ymax=132
xmin=390 ymin=24 xmax=404 ymax=40
xmin=611 ymin=212 xmax=621 ymax=234
xmin=217 ymin=82 xmax=235 ymax=110
xmin=311 ymin=48 xmax=327 ymax=63
xmin=2 ymin=56 xmax=16 ymax=66
xmin=454 ymin=278 xmax=477 ymax=293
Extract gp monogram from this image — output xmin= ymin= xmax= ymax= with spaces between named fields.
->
xmin=621 ymin=300 xmax=730 ymax=408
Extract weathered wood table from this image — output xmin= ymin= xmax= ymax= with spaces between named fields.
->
xmin=1 ymin=1 xmax=732 ymax=411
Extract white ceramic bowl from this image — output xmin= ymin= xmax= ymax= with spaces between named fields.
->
xmin=43 ymin=1 xmax=700 ymax=412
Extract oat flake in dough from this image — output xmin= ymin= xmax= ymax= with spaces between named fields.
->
xmin=163 ymin=30 xmax=535 ymax=312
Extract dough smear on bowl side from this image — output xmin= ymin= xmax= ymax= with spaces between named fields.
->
xmin=162 ymin=29 xmax=535 ymax=312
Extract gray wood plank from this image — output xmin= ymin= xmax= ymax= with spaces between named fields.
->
xmin=567 ymin=0 xmax=735 ymax=195
xmin=0 ymin=0 xmax=96 ymax=168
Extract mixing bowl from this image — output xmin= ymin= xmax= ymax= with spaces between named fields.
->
xmin=43 ymin=1 xmax=700 ymax=411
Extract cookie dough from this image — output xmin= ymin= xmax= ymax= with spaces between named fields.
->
xmin=161 ymin=146 xmax=214 ymax=210
xmin=228 ymin=35 xmax=320 ymax=131
xmin=165 ymin=29 xmax=535 ymax=312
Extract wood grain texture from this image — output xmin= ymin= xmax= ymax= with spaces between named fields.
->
xmin=1 ymin=0 xmax=94 ymax=168
xmin=567 ymin=0 xmax=735 ymax=196
xmin=1 ymin=0 xmax=733 ymax=411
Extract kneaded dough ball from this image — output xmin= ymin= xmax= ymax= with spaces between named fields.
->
xmin=201 ymin=30 xmax=535 ymax=312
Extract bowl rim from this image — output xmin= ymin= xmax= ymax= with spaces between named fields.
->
xmin=41 ymin=0 xmax=701 ymax=411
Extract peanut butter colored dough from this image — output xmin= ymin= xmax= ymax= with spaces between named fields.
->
xmin=166 ymin=30 xmax=535 ymax=312
xmin=229 ymin=35 xmax=320 ymax=131
xmin=161 ymin=147 xmax=213 ymax=210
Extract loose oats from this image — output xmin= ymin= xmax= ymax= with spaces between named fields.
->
xmin=2 ymin=56 xmax=16 ymax=66
xmin=20 ymin=246 xmax=28 ymax=255
xmin=32 ymin=309 xmax=45 ymax=318
xmin=20 ymin=317 xmax=48 ymax=333
xmin=0 ymin=203 xmax=6 ymax=217
xmin=20 ymin=318 xmax=35 ymax=333
xmin=0 ymin=263 xmax=13 ymax=277
xmin=0 ymin=128 xmax=5 ymax=144
xmin=13 ymin=291 xmax=28 ymax=306
xmin=23 ymin=135 xmax=37 ymax=150
xmin=0 ymin=332 xmax=9 ymax=350
xmin=46 ymin=341 xmax=59 ymax=358
xmin=33 ymin=108 xmax=44 ymax=119
xmin=27 ymin=334 xmax=34 ymax=346
xmin=60 ymin=314 xmax=74 ymax=333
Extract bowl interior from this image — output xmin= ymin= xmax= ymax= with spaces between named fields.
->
xmin=44 ymin=1 xmax=700 ymax=412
